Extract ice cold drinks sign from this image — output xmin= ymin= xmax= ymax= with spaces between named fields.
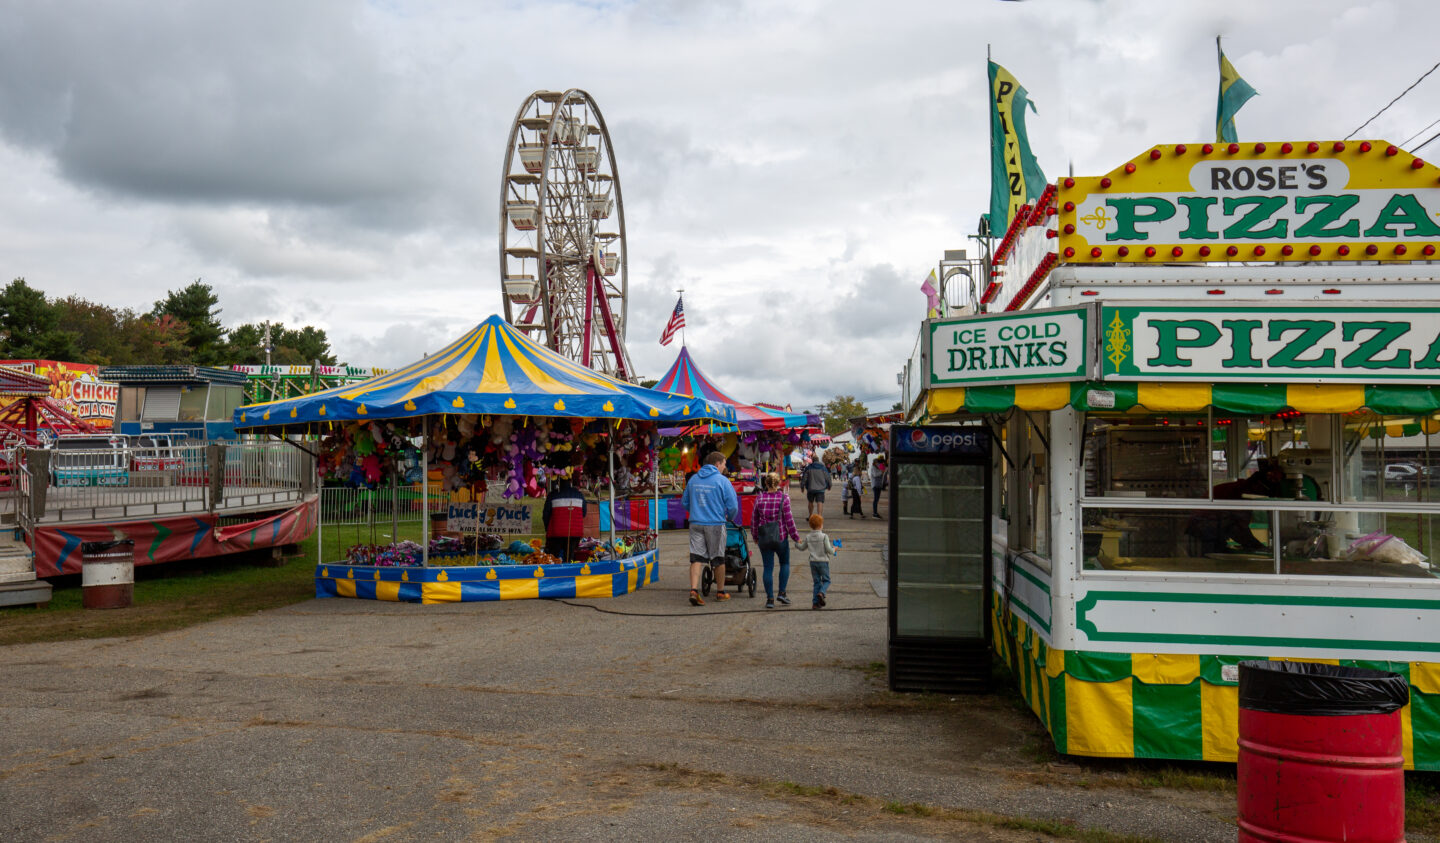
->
xmin=928 ymin=307 xmax=1091 ymax=386
xmin=1103 ymin=306 xmax=1440 ymax=382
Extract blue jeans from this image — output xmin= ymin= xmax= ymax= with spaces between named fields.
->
xmin=760 ymin=542 xmax=790 ymax=600
xmin=809 ymin=560 xmax=831 ymax=603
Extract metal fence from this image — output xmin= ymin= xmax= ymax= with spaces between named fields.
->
xmin=319 ymin=484 xmax=448 ymax=564
xmin=217 ymin=443 xmax=311 ymax=509
xmin=11 ymin=442 xmax=315 ymax=524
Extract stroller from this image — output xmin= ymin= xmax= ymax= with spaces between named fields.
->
xmin=700 ymin=522 xmax=758 ymax=598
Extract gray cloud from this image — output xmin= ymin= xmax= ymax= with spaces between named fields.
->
xmin=4 ymin=0 xmax=1440 ymax=406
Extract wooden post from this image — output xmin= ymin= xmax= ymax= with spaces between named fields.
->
xmin=206 ymin=444 xmax=226 ymax=512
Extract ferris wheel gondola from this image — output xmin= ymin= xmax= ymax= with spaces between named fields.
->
xmin=499 ymin=89 xmax=632 ymax=380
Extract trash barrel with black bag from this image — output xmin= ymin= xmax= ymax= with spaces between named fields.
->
xmin=1237 ymin=659 xmax=1409 ymax=842
xmin=80 ymin=539 xmax=136 ymax=609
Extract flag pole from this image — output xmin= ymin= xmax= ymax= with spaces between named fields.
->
xmin=678 ymin=286 xmax=686 ymax=347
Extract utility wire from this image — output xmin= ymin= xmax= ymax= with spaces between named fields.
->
xmin=1412 ymin=126 xmax=1440 ymax=155
xmin=1345 ymin=58 xmax=1440 ymax=140
xmin=1402 ymin=116 xmax=1440 ymax=148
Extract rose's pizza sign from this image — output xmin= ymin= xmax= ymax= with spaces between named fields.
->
xmin=1059 ymin=141 xmax=1440 ymax=264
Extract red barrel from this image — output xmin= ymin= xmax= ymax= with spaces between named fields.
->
xmin=80 ymin=540 xmax=135 ymax=610
xmin=1237 ymin=660 xmax=1409 ymax=843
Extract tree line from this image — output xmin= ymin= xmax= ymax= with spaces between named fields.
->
xmin=0 ymin=278 xmax=335 ymax=367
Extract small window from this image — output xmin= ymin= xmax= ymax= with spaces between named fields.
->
xmin=1342 ymin=411 xmax=1440 ymax=505
xmin=1010 ymin=411 xmax=1050 ymax=559
xmin=1085 ymin=413 xmax=1209 ymax=499
xmin=119 ymin=387 xmax=145 ymax=422
xmin=178 ymin=385 xmax=209 ymax=421
xmin=217 ymin=386 xmax=244 ymax=419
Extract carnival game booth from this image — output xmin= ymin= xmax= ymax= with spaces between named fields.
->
xmin=910 ymin=139 xmax=1440 ymax=770
xmin=234 ymin=315 xmax=736 ymax=604
xmin=643 ymin=345 xmax=818 ymax=529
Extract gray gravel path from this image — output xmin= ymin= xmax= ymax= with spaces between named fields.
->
xmin=0 ymin=490 xmax=1247 ymax=841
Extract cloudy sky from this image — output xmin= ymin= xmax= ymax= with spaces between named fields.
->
xmin=3 ymin=0 xmax=1438 ymax=412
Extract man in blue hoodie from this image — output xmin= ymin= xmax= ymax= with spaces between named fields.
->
xmin=682 ymin=450 xmax=740 ymax=605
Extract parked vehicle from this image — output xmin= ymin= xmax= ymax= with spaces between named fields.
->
xmin=1360 ymin=462 xmax=1424 ymax=489
xmin=131 ymin=433 xmax=186 ymax=472
xmin=51 ymin=435 xmax=130 ymax=487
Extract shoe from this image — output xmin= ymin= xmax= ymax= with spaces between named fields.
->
xmin=812 ymin=602 xmax=822 ymax=610
xmin=818 ymin=592 xmax=827 ymax=607
xmin=716 ymin=591 xmax=730 ymax=601
xmin=777 ymin=594 xmax=791 ymax=605
xmin=766 ymin=600 xmax=775 ymax=609
xmin=689 ymin=589 xmax=703 ymax=606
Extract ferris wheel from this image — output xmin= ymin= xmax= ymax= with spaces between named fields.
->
xmin=499 ymin=89 xmax=632 ymax=380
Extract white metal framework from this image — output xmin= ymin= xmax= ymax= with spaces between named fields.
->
xmin=499 ymin=89 xmax=632 ymax=380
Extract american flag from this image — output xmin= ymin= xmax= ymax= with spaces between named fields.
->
xmin=659 ymin=295 xmax=685 ymax=346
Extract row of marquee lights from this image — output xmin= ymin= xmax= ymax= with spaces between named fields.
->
xmin=983 ymin=140 xmax=1440 ymax=313
xmin=1059 ymin=140 xmax=1440 ymax=263
xmin=981 ymin=184 xmax=1057 ymax=309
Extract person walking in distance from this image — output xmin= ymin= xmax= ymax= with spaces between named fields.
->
xmin=869 ymin=455 xmax=888 ymax=519
xmin=682 ymin=450 xmax=739 ymax=605
xmin=847 ymin=462 xmax=866 ymax=519
xmin=752 ymin=472 xmax=800 ymax=609
xmin=800 ymin=453 xmax=831 ymax=519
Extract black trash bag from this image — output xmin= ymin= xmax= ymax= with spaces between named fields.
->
xmin=80 ymin=539 xmax=135 ymax=556
xmin=1239 ymin=660 xmax=1409 ymax=717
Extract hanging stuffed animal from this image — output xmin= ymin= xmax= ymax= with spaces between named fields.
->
xmin=362 ymin=454 xmax=383 ymax=485
xmin=490 ymin=415 xmax=514 ymax=447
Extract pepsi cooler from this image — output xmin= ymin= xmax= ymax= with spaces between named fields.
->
xmin=887 ymin=425 xmax=992 ymax=693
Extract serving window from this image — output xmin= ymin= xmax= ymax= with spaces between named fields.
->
xmin=1005 ymin=411 xmax=1051 ymax=564
xmin=1079 ymin=409 xmax=1438 ymax=580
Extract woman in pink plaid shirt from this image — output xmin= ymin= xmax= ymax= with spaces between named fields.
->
xmin=752 ymin=473 xmax=800 ymax=608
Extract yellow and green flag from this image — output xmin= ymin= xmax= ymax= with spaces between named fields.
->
xmin=987 ymin=60 xmax=1047 ymax=236
xmin=1215 ymin=37 xmax=1258 ymax=143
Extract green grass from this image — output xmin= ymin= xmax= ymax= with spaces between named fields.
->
xmin=1408 ymin=773 xmax=1440 ymax=836
xmin=0 ymin=534 xmax=321 ymax=646
xmin=774 ymin=781 xmax=863 ymax=804
xmin=882 ymin=801 xmax=935 ymax=817
xmin=650 ymin=764 xmax=1161 ymax=841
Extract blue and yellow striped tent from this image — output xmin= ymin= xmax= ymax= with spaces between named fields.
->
xmin=233 ymin=315 xmax=737 ymax=429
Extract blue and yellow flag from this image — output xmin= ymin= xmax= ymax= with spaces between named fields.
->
xmin=1215 ymin=37 xmax=1258 ymax=143
xmin=987 ymin=60 xmax=1047 ymax=236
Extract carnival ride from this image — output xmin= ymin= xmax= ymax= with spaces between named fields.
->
xmin=232 ymin=364 xmax=392 ymax=405
xmin=500 ymin=89 xmax=632 ymax=380
xmin=0 ymin=365 xmax=100 ymax=489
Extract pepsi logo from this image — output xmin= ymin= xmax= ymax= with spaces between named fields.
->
xmin=910 ymin=429 xmax=927 ymax=445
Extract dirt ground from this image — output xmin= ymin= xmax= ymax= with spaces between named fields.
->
xmin=0 ymin=488 xmax=1280 ymax=841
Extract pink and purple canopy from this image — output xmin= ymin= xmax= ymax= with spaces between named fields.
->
xmin=655 ymin=346 xmax=818 ymax=432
